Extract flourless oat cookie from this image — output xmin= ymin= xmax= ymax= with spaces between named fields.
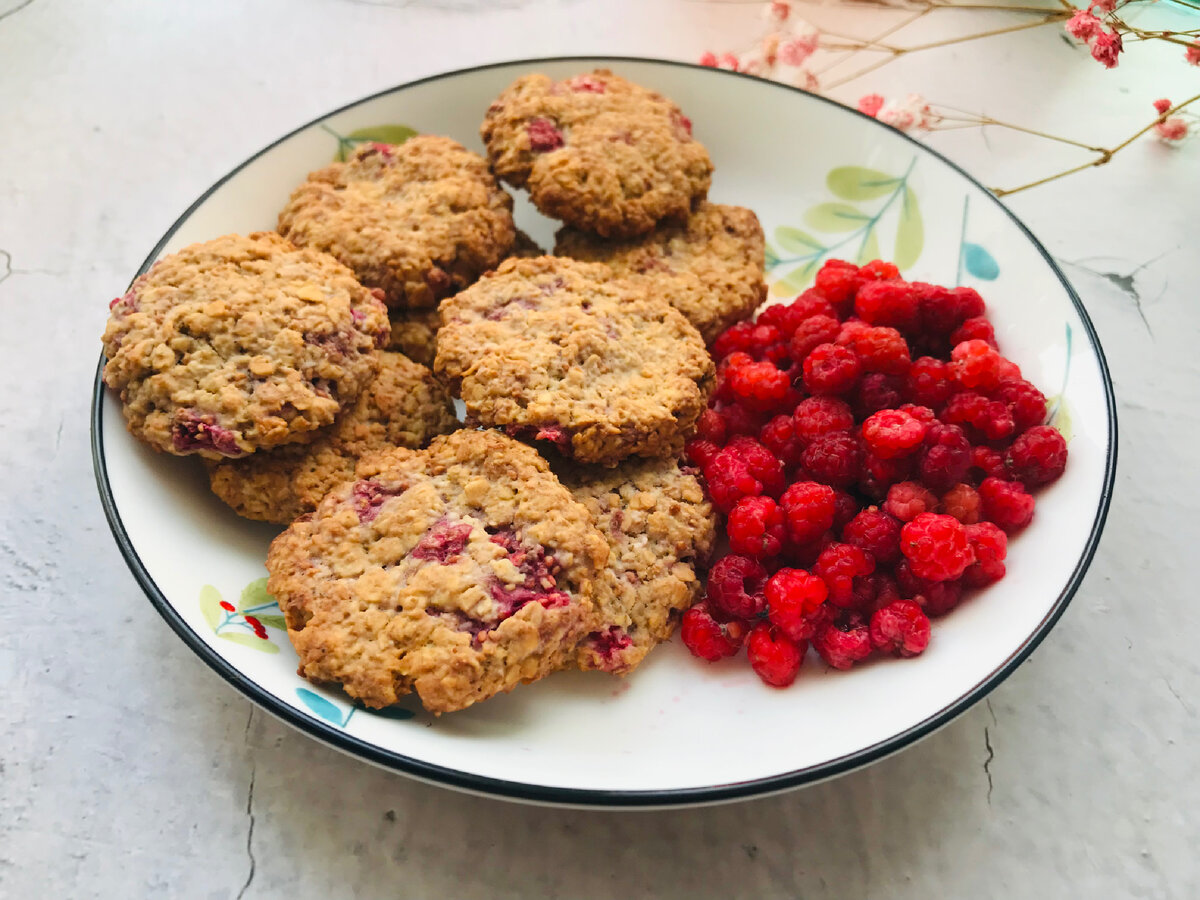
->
xmin=434 ymin=256 xmax=714 ymax=466
xmin=481 ymin=70 xmax=713 ymax=238
xmin=101 ymin=232 xmax=388 ymax=459
xmin=266 ymin=430 xmax=609 ymax=714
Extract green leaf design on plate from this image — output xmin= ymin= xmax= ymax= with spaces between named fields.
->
xmin=332 ymin=124 xmax=418 ymax=161
xmin=296 ymin=688 xmax=348 ymax=725
xmin=238 ymin=577 xmax=273 ymax=611
xmin=199 ymin=585 xmax=223 ymax=632
xmin=804 ymin=202 xmax=871 ymax=233
xmin=894 ymin=187 xmax=924 ymax=270
xmin=774 ymin=226 xmax=824 ymax=255
xmin=826 ymin=166 xmax=900 ymax=202
xmin=764 ymin=242 xmax=781 ymax=269
xmin=253 ymin=615 xmax=288 ymax=631
xmin=856 ymin=229 xmax=881 ymax=265
xmin=963 ymin=243 xmax=1000 ymax=281
xmin=218 ymin=631 xmax=280 ymax=654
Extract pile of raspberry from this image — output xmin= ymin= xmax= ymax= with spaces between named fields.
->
xmin=681 ymin=258 xmax=1069 ymax=688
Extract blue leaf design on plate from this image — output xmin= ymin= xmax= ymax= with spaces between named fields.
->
xmin=296 ymin=688 xmax=346 ymax=725
xmin=963 ymin=243 xmax=1000 ymax=280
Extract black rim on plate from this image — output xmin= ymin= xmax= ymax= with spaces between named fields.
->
xmin=91 ymin=56 xmax=1118 ymax=808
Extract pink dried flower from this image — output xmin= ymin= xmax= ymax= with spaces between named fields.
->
xmin=779 ymin=28 xmax=820 ymax=67
xmin=1089 ymin=0 xmax=1116 ymax=13
xmin=857 ymin=93 xmax=885 ymax=117
xmin=1153 ymin=98 xmax=1172 ymax=115
xmin=1156 ymin=117 xmax=1188 ymax=142
xmin=718 ymin=52 xmax=741 ymax=72
xmin=1090 ymin=30 xmax=1123 ymax=68
xmin=763 ymin=1 xmax=792 ymax=25
xmin=1186 ymin=42 xmax=1200 ymax=66
xmin=1065 ymin=10 xmax=1102 ymax=41
xmin=739 ymin=55 xmax=767 ymax=77
xmin=793 ymin=68 xmax=820 ymax=93
xmin=699 ymin=51 xmax=719 ymax=68
xmin=762 ymin=32 xmax=782 ymax=67
xmin=878 ymin=94 xmax=940 ymax=132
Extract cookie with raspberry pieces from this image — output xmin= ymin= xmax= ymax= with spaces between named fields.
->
xmin=555 ymin=202 xmax=765 ymax=342
xmin=266 ymin=430 xmax=608 ymax=714
xmin=206 ymin=351 xmax=458 ymax=524
xmin=481 ymin=69 xmax=713 ymax=238
xmin=101 ymin=232 xmax=388 ymax=459
xmin=278 ymin=136 xmax=516 ymax=309
xmin=434 ymin=256 xmax=714 ymax=466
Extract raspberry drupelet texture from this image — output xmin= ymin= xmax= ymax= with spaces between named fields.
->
xmin=814 ymin=543 xmax=876 ymax=609
xmin=855 ymin=279 xmax=920 ymax=330
xmin=951 ymin=339 xmax=1005 ymax=390
xmin=747 ymin=622 xmax=806 ymax=687
xmin=1006 ymin=425 xmax=1068 ymax=488
xmin=765 ymin=568 xmax=828 ymax=641
xmin=779 ymin=480 xmax=837 ymax=545
xmin=905 ymin=356 xmax=956 ymax=410
xmin=707 ymin=554 xmax=768 ymax=619
xmin=801 ymin=431 xmax=863 ymax=489
xmin=813 ymin=617 xmax=873 ymax=670
xmin=793 ymin=396 xmax=855 ymax=443
xmin=963 ymin=521 xmax=1008 ymax=588
xmin=760 ymin=414 xmax=805 ymax=467
xmin=862 ymin=408 xmax=928 ymax=459
xmin=803 ymin=343 xmax=862 ymax=395
xmin=681 ymin=602 xmax=748 ymax=661
xmin=790 ymin=314 xmax=842 ymax=361
xmin=727 ymin=496 xmax=787 ymax=559
xmin=916 ymin=422 xmax=973 ymax=491
xmin=869 ymin=599 xmax=932 ymax=657
xmin=883 ymin=481 xmax=939 ymax=522
xmin=994 ymin=378 xmax=1048 ymax=432
xmin=900 ymin=512 xmax=975 ymax=582
xmin=979 ymin=477 xmax=1036 ymax=531
xmin=842 ymin=508 xmax=902 ymax=564
xmin=940 ymin=483 xmax=982 ymax=524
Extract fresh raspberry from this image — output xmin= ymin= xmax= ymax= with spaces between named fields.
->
xmin=858 ymin=451 xmax=913 ymax=500
xmin=713 ymin=351 xmax=751 ymax=402
xmin=726 ymin=436 xmax=786 ymax=497
xmin=996 ymin=358 xmax=1022 ymax=382
xmin=897 ymin=403 xmax=937 ymax=425
xmin=979 ymin=477 xmax=1036 ymax=531
xmin=712 ymin=321 xmax=756 ymax=360
xmin=747 ymin=622 xmax=807 ymax=687
xmin=779 ymin=480 xmax=837 ymax=545
xmin=994 ymin=379 xmax=1048 ymax=432
xmin=900 ymin=512 xmax=975 ymax=582
xmin=716 ymin=402 xmax=767 ymax=438
xmin=915 ymin=422 xmax=972 ymax=491
xmin=872 ymin=573 xmax=903 ymax=612
xmin=765 ymin=568 xmax=828 ymax=637
xmin=792 ymin=396 xmax=854 ymax=443
xmin=883 ymin=481 xmax=939 ymax=522
xmin=859 ymin=260 xmax=902 ymax=281
xmin=951 ymin=340 xmax=1004 ymax=391
xmin=942 ymin=392 xmax=1015 ymax=442
xmin=727 ymin=496 xmax=787 ymax=559
xmin=815 ymin=543 xmax=876 ymax=609
xmin=527 ymin=117 xmax=564 ymax=152
xmin=703 ymin=448 xmax=762 ymax=513
xmin=803 ymin=343 xmax=862 ymax=395
xmin=895 ymin=561 xmax=964 ymax=616
xmin=848 ymin=326 xmax=912 ymax=375
xmin=801 ymin=431 xmax=863 ymax=489
xmin=862 ymin=408 xmax=928 ymax=459
xmin=680 ymin=602 xmax=748 ymax=661
xmin=813 ymin=259 xmax=861 ymax=313
xmin=905 ymin=356 xmax=956 ymax=409
xmin=757 ymin=290 xmax=835 ymax=337
xmin=695 ymin=408 xmax=727 ymax=445
xmin=950 ymin=316 xmax=998 ymax=349
xmin=842 ymin=508 xmax=902 ymax=565
xmin=869 ymin=600 xmax=932 ymax=657
xmin=685 ymin=438 xmax=721 ymax=468
xmin=759 ymin=414 xmax=804 ymax=466
xmin=970 ymin=445 xmax=1008 ymax=483
xmin=728 ymin=359 xmax=792 ymax=412
xmin=831 ymin=489 xmax=860 ymax=532
xmin=940 ymin=483 xmax=982 ymax=524
xmin=855 ymin=279 xmax=920 ymax=330
xmin=812 ymin=617 xmax=874 ymax=670
xmin=835 ymin=318 xmax=872 ymax=345
xmin=1006 ymin=425 xmax=1068 ymax=488
xmin=853 ymin=373 xmax=906 ymax=418
xmin=963 ymin=522 xmax=1008 ymax=588
xmin=915 ymin=283 xmax=984 ymax=336
xmin=707 ymin=554 xmax=768 ymax=619
xmin=789 ymin=314 xmax=841 ymax=362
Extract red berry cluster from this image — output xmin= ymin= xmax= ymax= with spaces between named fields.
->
xmin=682 ymin=258 xmax=1068 ymax=688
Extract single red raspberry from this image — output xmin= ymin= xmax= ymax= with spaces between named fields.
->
xmin=855 ymin=279 xmax=920 ymax=330
xmin=915 ymin=283 xmax=984 ymax=336
xmin=884 ymin=480 xmax=939 ymax=522
xmin=900 ymin=512 xmax=975 ymax=582
xmin=695 ymin=408 xmax=727 ymax=445
xmin=869 ymin=599 xmax=931 ymax=657
xmin=970 ymin=445 xmax=1008 ymax=483
xmin=527 ymin=117 xmax=564 ymax=152
xmin=942 ymin=392 xmax=1015 ymax=442
xmin=859 ymin=260 xmax=901 ymax=281
xmin=789 ymin=314 xmax=842 ymax=362
xmin=703 ymin=448 xmax=762 ymax=513
xmin=728 ymin=359 xmax=793 ymax=412
xmin=766 ymin=568 xmax=828 ymax=638
xmin=779 ymin=480 xmax=837 ymax=545
xmin=803 ymin=343 xmax=862 ymax=395
xmin=951 ymin=339 xmax=1004 ymax=391
xmin=707 ymin=554 xmax=768 ymax=619
xmin=898 ymin=403 xmax=937 ymax=425
xmin=842 ymin=508 xmax=902 ymax=565
xmin=744 ymin=324 xmax=785 ymax=360
xmin=1006 ymin=425 xmax=1068 ymax=488
xmin=813 ymin=259 xmax=861 ymax=313
xmin=835 ymin=318 xmax=872 ymax=344
xmin=853 ymin=373 xmax=906 ymax=418
xmin=940 ymin=483 xmax=982 ymax=524
xmin=757 ymin=290 xmax=836 ymax=337
xmin=747 ymin=622 xmax=806 ymax=687
xmin=801 ymin=431 xmax=863 ymax=489
xmin=680 ymin=602 xmax=748 ymax=661
xmin=979 ymin=477 xmax=1036 ymax=531
xmin=894 ymin=561 xmax=964 ymax=616
xmin=963 ymin=521 xmax=1008 ymax=588
xmin=726 ymin=436 xmax=786 ymax=497
xmin=728 ymin=496 xmax=787 ymax=559
xmin=812 ymin=617 xmax=874 ymax=670
xmin=685 ymin=438 xmax=721 ymax=468
xmin=993 ymin=379 xmax=1047 ymax=432
xmin=713 ymin=351 xmax=751 ymax=402
xmin=905 ymin=356 xmax=956 ymax=410
xmin=950 ymin=316 xmax=998 ymax=349
xmin=831 ymin=489 xmax=860 ymax=532
xmin=847 ymin=326 xmax=912 ymax=375
xmin=815 ymin=543 xmax=876 ymax=609
xmin=793 ymin=396 xmax=854 ymax=443
xmin=862 ymin=408 xmax=928 ymax=459
xmin=916 ymin=422 xmax=972 ymax=491
xmin=711 ymin=321 xmax=756 ymax=361
xmin=858 ymin=451 xmax=913 ymax=500
xmin=759 ymin=414 xmax=804 ymax=466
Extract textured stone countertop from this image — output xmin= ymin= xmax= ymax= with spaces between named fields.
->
xmin=2 ymin=0 xmax=1197 ymax=897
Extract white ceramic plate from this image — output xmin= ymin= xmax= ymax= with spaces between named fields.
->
xmin=92 ymin=57 xmax=1116 ymax=808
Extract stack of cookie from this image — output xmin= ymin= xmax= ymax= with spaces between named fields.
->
xmin=101 ymin=69 xmax=768 ymax=714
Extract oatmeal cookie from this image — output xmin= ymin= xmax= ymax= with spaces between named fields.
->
xmin=101 ymin=232 xmax=388 ymax=459
xmin=266 ymin=430 xmax=608 ymax=714
xmin=555 ymin=202 xmax=766 ymax=343
xmin=277 ymin=136 xmax=516 ymax=309
xmin=480 ymin=70 xmax=713 ymax=238
xmin=207 ymin=351 xmax=458 ymax=523
xmin=434 ymin=256 xmax=714 ymax=466
xmin=559 ymin=457 xmax=716 ymax=675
